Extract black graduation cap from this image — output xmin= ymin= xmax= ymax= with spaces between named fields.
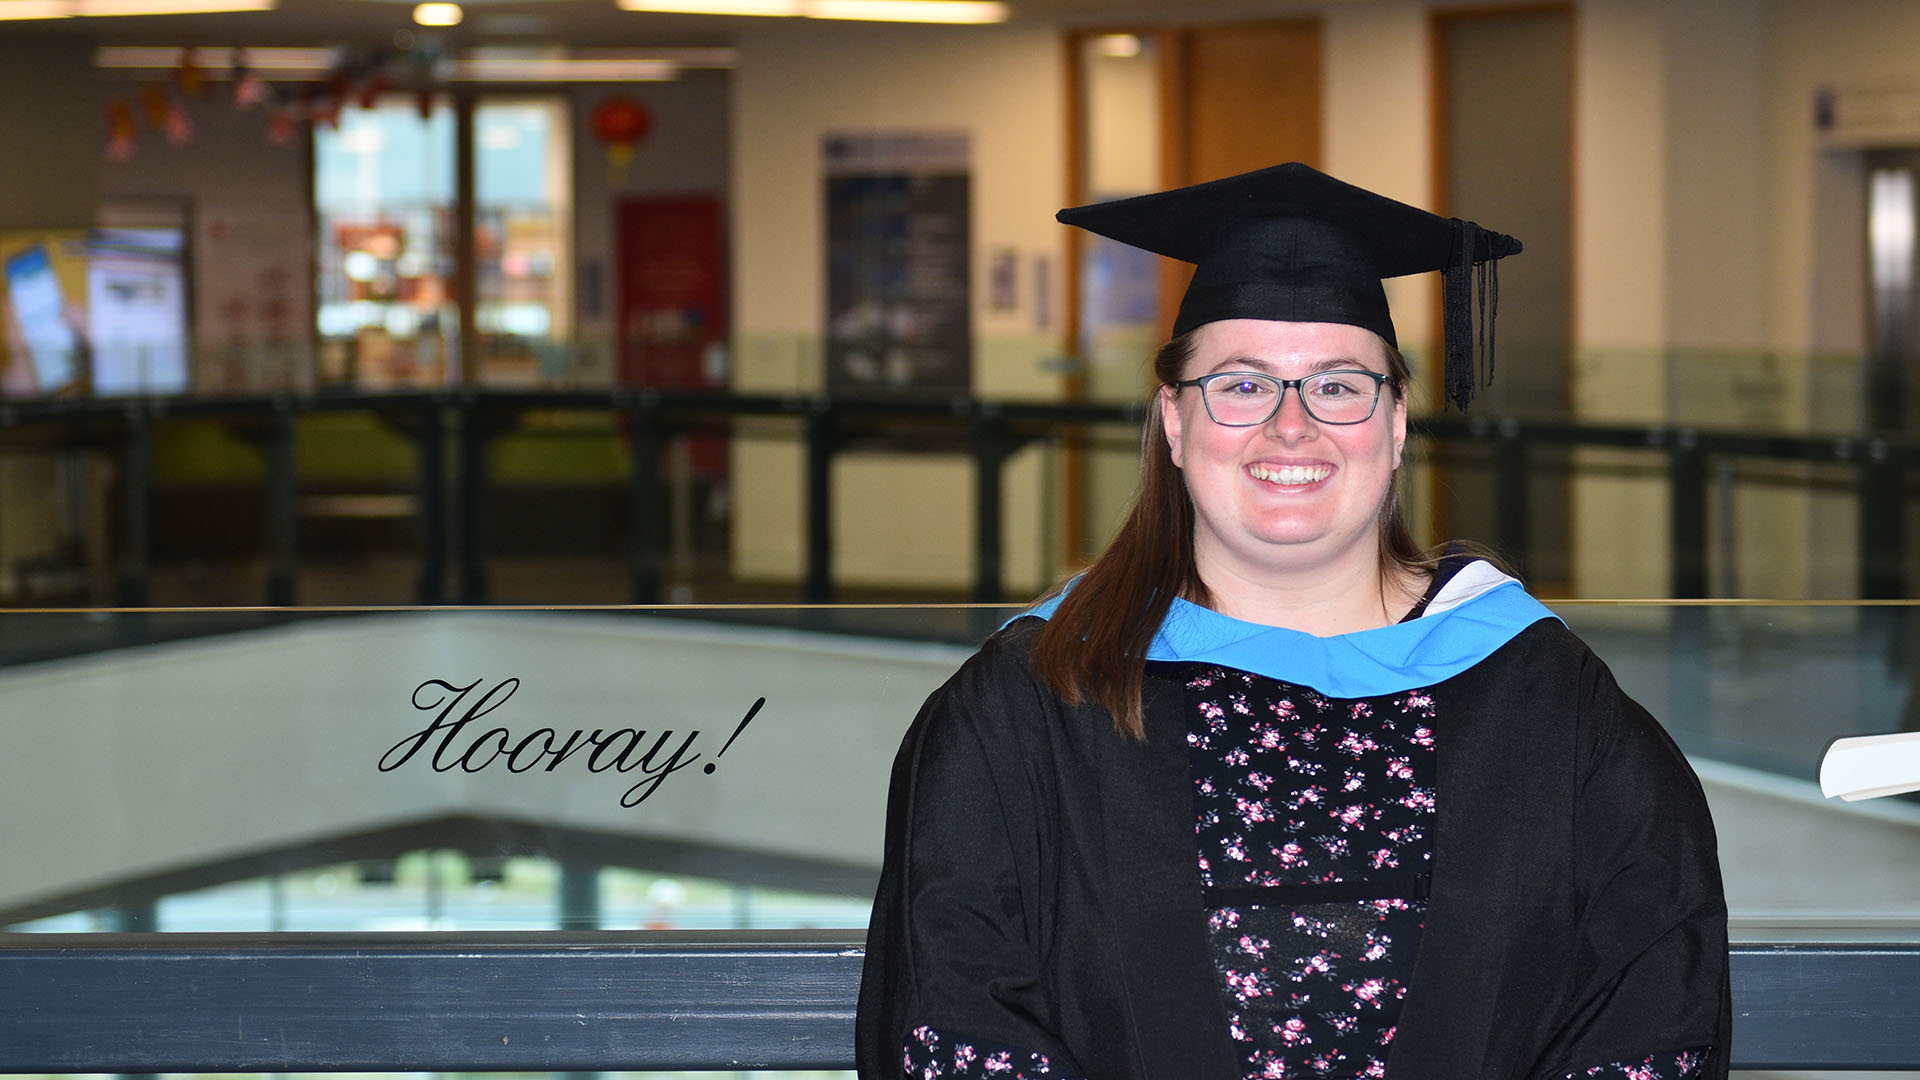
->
xmin=1057 ymin=162 xmax=1522 ymax=411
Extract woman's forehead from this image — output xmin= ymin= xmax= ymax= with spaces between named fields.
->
xmin=1188 ymin=319 xmax=1392 ymax=373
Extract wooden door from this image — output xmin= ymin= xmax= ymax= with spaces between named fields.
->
xmin=1156 ymin=19 xmax=1323 ymax=334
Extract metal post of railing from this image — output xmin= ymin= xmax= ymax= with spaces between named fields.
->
xmin=558 ymin=863 xmax=600 ymax=930
xmin=1713 ymin=459 xmax=1737 ymax=597
xmin=114 ymin=406 xmax=150 ymax=608
xmin=972 ymin=404 xmax=1006 ymax=604
xmin=804 ymin=400 xmax=834 ymax=605
xmin=1669 ymin=428 xmax=1709 ymax=599
xmin=1858 ymin=436 xmax=1904 ymax=599
xmin=264 ymin=397 xmax=297 ymax=607
xmin=414 ymin=398 xmax=447 ymax=605
xmin=628 ymin=392 xmax=664 ymax=606
xmin=456 ymin=393 xmax=488 ymax=604
xmin=1492 ymin=417 xmax=1530 ymax=577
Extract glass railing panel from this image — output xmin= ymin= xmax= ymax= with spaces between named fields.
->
xmin=0 ymin=605 xmax=1004 ymax=937
xmin=1558 ymin=601 xmax=1920 ymax=936
xmin=0 ymin=603 xmax=1915 ymax=945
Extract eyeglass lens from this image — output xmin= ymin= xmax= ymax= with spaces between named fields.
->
xmin=1203 ymin=372 xmax=1381 ymax=425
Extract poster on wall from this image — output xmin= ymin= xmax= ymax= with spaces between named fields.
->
xmin=88 ymin=228 xmax=190 ymax=397
xmin=194 ymin=204 xmax=314 ymax=393
xmin=0 ymin=231 xmax=89 ymax=398
xmin=824 ymin=131 xmax=971 ymax=396
xmin=1 ymin=227 xmax=194 ymax=399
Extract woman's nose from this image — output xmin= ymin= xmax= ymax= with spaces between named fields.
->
xmin=1266 ymin=385 xmax=1316 ymax=437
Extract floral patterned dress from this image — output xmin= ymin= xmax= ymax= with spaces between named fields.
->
xmin=1184 ymin=665 xmax=1710 ymax=1080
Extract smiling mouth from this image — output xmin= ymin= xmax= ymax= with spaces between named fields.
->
xmin=1247 ymin=463 xmax=1332 ymax=486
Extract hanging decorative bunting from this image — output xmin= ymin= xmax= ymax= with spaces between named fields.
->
xmin=267 ymin=103 xmax=298 ymax=145
xmin=231 ymin=46 xmax=265 ymax=109
xmin=105 ymin=38 xmax=661 ymax=151
xmin=139 ymin=81 xmax=172 ymax=128
xmin=163 ymin=97 xmax=194 ymax=145
xmin=175 ymin=46 xmax=207 ymax=96
xmin=356 ymin=71 xmax=392 ymax=110
xmin=105 ymin=99 xmax=137 ymax=159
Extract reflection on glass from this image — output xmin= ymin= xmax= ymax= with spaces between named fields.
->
xmin=475 ymin=97 xmax=574 ymax=387
xmin=7 ymin=849 xmax=870 ymax=935
xmin=0 ymin=604 xmax=1915 ymax=943
xmin=314 ymin=100 xmax=458 ymax=390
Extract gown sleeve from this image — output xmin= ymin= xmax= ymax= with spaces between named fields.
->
xmin=856 ymin=640 xmax=1085 ymax=1080
xmin=1543 ymin=647 xmax=1731 ymax=1080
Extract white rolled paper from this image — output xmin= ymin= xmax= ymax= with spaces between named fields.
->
xmin=1819 ymin=730 xmax=1920 ymax=801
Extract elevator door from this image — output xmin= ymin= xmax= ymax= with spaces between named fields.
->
xmin=1862 ymin=149 xmax=1920 ymax=596
xmin=1866 ymin=149 xmax=1920 ymax=433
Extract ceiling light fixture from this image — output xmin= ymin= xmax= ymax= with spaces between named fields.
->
xmin=617 ymin=0 xmax=1007 ymax=24
xmin=806 ymin=0 xmax=1004 ymax=22
xmin=96 ymin=45 xmax=338 ymax=74
xmin=617 ymin=0 xmax=801 ymax=13
xmin=0 ymin=2 xmax=72 ymax=19
xmin=78 ymin=0 xmax=275 ymax=11
xmin=412 ymin=1 xmax=461 ymax=26
xmin=451 ymin=56 xmax=678 ymax=81
xmin=94 ymin=45 xmax=737 ymax=80
xmin=0 ymin=0 xmax=280 ymax=16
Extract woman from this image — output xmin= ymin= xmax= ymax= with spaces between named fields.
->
xmin=857 ymin=164 xmax=1729 ymax=1080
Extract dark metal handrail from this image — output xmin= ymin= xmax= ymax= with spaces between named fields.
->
xmin=3 ymin=390 xmax=1915 ymax=607
xmin=0 ymin=930 xmax=1914 ymax=1072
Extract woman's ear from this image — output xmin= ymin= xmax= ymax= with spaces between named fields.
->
xmin=1160 ymin=384 xmax=1186 ymax=470
xmin=1391 ymin=391 xmax=1407 ymax=470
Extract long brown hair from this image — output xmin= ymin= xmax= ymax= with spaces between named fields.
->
xmin=1029 ymin=329 xmax=1432 ymax=739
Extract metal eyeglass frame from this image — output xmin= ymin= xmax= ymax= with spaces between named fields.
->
xmin=1173 ymin=369 xmax=1392 ymax=426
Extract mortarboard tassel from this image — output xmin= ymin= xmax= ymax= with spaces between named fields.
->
xmin=1442 ymin=219 xmax=1505 ymax=412
xmin=1485 ymin=245 xmax=1499 ymax=396
xmin=1442 ymin=220 xmax=1476 ymax=411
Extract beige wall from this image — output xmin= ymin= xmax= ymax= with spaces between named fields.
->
xmin=0 ymin=36 xmax=100 ymax=229
xmin=1569 ymin=0 xmax=1673 ymax=597
xmin=731 ymin=20 xmax=1065 ymax=389
xmin=0 ymin=36 xmax=102 ymax=594
xmin=729 ymin=21 xmax=1066 ymax=593
xmin=1324 ymin=1 xmax=1435 ymax=369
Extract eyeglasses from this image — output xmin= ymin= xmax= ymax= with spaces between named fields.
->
xmin=1173 ymin=369 xmax=1392 ymax=426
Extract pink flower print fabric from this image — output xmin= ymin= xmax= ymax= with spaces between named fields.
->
xmin=904 ymin=1024 xmax=1075 ymax=1080
xmin=1566 ymin=1047 xmax=1714 ymax=1080
xmin=1186 ymin=667 xmax=1435 ymax=1080
xmin=1184 ymin=665 xmax=1710 ymax=1080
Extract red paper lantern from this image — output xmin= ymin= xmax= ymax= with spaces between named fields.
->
xmin=590 ymin=94 xmax=652 ymax=171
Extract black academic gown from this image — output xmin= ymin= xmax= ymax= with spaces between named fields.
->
xmin=856 ymin=615 xmax=1731 ymax=1080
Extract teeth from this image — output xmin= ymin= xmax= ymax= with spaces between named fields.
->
xmin=1249 ymin=463 xmax=1331 ymax=486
